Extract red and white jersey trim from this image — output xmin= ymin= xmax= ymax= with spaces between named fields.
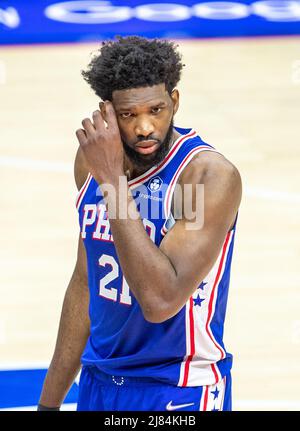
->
xmin=161 ymin=145 xmax=217 ymax=236
xmin=76 ymin=173 xmax=92 ymax=211
xmin=178 ymin=230 xmax=234 ymax=387
xmin=199 ymin=376 xmax=227 ymax=411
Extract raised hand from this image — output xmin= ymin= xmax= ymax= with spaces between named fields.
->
xmin=76 ymin=101 xmax=125 ymax=185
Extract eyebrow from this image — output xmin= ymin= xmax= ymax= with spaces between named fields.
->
xmin=116 ymin=101 xmax=167 ymax=112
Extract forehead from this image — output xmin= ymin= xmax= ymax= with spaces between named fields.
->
xmin=112 ymin=83 xmax=170 ymax=110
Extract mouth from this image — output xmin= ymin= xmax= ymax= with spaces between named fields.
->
xmin=135 ymin=140 xmax=160 ymax=155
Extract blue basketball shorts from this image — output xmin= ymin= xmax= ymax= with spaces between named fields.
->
xmin=76 ymin=366 xmax=232 ymax=411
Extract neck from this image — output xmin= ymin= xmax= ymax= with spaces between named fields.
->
xmin=124 ymin=129 xmax=181 ymax=181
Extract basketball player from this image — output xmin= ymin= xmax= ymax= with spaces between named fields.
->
xmin=38 ymin=36 xmax=242 ymax=411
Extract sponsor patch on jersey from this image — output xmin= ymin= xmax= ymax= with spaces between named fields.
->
xmin=148 ymin=176 xmax=163 ymax=193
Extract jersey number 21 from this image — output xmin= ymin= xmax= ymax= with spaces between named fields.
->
xmin=98 ymin=254 xmax=132 ymax=305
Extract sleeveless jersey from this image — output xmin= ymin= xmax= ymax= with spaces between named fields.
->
xmin=76 ymin=127 xmax=237 ymax=387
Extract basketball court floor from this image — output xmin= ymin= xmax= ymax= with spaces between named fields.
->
xmin=0 ymin=36 xmax=300 ymax=410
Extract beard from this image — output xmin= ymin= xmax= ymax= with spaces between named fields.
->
xmin=122 ymin=119 xmax=174 ymax=170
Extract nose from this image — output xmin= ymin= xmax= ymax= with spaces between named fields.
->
xmin=134 ymin=115 xmax=155 ymax=138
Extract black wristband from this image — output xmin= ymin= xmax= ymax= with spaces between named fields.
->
xmin=37 ymin=403 xmax=60 ymax=411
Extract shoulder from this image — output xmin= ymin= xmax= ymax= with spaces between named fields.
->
xmin=179 ymin=150 xmax=242 ymax=193
xmin=176 ymin=150 xmax=242 ymax=229
xmin=74 ymin=146 xmax=89 ymax=191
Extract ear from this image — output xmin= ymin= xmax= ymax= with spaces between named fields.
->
xmin=170 ymin=88 xmax=179 ymax=115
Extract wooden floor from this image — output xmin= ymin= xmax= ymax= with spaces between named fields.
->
xmin=1 ymin=37 xmax=300 ymax=410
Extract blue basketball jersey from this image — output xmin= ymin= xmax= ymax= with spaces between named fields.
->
xmin=76 ymin=127 xmax=236 ymax=387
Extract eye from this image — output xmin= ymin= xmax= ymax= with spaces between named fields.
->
xmin=120 ymin=112 xmax=132 ymax=119
xmin=151 ymin=107 xmax=162 ymax=114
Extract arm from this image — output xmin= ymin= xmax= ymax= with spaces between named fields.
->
xmin=38 ymin=149 xmax=90 ymax=408
xmin=106 ymin=152 xmax=241 ymax=323
xmin=77 ymin=103 xmax=242 ymax=323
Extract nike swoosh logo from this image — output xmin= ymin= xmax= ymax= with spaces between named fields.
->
xmin=166 ymin=401 xmax=195 ymax=411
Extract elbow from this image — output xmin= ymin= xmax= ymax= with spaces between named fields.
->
xmin=143 ymin=312 xmax=167 ymax=324
xmin=137 ymin=279 xmax=181 ymax=323
xmin=142 ymin=302 xmax=179 ymax=324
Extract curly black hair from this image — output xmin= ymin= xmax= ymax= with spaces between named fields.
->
xmin=82 ymin=36 xmax=184 ymax=101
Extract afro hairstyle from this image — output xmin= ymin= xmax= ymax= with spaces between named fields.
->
xmin=81 ymin=35 xmax=184 ymax=101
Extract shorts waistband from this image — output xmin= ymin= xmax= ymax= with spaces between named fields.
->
xmin=84 ymin=366 xmax=164 ymax=387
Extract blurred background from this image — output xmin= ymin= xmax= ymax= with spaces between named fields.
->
xmin=0 ymin=0 xmax=300 ymax=411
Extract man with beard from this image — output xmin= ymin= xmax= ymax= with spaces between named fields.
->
xmin=38 ymin=36 xmax=242 ymax=411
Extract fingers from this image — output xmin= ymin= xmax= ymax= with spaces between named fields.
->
xmin=82 ymin=110 xmax=106 ymax=134
xmin=77 ymin=104 xmax=115 ymax=146
xmin=75 ymin=128 xmax=87 ymax=146
xmin=81 ymin=117 xmax=95 ymax=135
xmin=103 ymin=101 xmax=118 ymax=129
xmin=92 ymin=110 xmax=104 ymax=129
